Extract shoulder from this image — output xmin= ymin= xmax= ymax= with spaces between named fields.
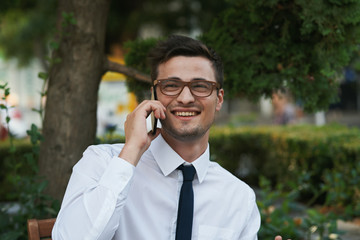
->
xmin=207 ymin=161 xmax=255 ymax=197
xmin=83 ymin=143 xmax=125 ymax=158
xmin=73 ymin=143 xmax=125 ymax=174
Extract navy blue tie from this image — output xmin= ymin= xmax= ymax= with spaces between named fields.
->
xmin=176 ymin=165 xmax=196 ymax=240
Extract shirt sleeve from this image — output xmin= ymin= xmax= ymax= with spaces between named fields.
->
xmin=52 ymin=145 xmax=135 ymax=240
xmin=239 ymin=189 xmax=261 ymax=240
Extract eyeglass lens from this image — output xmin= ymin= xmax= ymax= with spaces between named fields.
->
xmin=159 ymin=79 xmax=216 ymax=97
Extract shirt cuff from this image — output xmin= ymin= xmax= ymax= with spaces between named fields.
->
xmin=98 ymin=156 xmax=135 ymax=198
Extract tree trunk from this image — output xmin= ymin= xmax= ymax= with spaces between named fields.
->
xmin=39 ymin=0 xmax=111 ymax=201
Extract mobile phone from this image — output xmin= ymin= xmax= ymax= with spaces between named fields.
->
xmin=150 ymin=88 xmax=158 ymax=135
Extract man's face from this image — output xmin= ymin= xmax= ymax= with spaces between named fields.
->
xmin=156 ymin=56 xmax=224 ymax=142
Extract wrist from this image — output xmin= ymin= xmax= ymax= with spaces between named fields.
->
xmin=118 ymin=144 xmax=144 ymax=166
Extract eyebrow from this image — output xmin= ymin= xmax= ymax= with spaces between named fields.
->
xmin=165 ymin=77 xmax=209 ymax=81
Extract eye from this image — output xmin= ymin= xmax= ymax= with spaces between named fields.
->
xmin=162 ymin=80 xmax=182 ymax=91
xmin=191 ymin=81 xmax=211 ymax=92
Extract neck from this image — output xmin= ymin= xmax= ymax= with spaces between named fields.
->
xmin=160 ymin=130 xmax=209 ymax=162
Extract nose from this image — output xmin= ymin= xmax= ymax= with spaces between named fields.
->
xmin=176 ymin=86 xmax=195 ymax=104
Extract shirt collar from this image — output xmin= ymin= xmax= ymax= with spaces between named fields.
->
xmin=149 ymin=134 xmax=209 ymax=183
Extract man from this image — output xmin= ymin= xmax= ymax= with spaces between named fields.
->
xmin=52 ymin=35 xmax=283 ymax=240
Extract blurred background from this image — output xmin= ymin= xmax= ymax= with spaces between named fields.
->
xmin=0 ymin=0 xmax=358 ymax=139
xmin=0 ymin=1 xmax=359 ymax=239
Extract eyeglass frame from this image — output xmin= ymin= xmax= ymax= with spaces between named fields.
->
xmin=153 ymin=78 xmax=221 ymax=98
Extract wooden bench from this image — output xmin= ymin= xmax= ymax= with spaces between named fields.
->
xmin=27 ymin=218 xmax=56 ymax=240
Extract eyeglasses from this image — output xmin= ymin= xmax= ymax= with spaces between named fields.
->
xmin=153 ymin=79 xmax=221 ymax=97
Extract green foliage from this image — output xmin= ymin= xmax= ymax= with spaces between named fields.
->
xmin=201 ymin=0 xmax=360 ymax=112
xmin=1 ymin=0 xmax=228 ymax=66
xmin=257 ymin=176 xmax=342 ymax=239
xmin=124 ymin=37 xmax=160 ymax=101
xmin=0 ymin=0 xmax=57 ymax=66
xmin=105 ymin=0 xmax=229 ymax=51
xmin=61 ymin=12 xmax=77 ymax=27
xmin=1 ymin=124 xmax=358 ymax=238
xmin=209 ymin=124 xmax=360 ymax=218
xmin=0 ymin=8 xmax=70 ymax=234
xmin=0 ymin=85 xmax=59 ymax=240
xmin=0 ymin=140 xmax=33 ymax=200
xmin=0 ymin=82 xmax=15 ymax=150
xmin=322 ymin=160 xmax=360 ymax=219
xmin=0 ymin=125 xmax=59 ymax=240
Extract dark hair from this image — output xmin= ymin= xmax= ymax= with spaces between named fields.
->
xmin=148 ymin=35 xmax=223 ymax=88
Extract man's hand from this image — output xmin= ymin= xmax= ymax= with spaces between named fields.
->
xmin=119 ymin=100 xmax=166 ymax=166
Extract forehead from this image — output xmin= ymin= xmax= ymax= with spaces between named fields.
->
xmin=157 ymin=56 xmax=216 ymax=82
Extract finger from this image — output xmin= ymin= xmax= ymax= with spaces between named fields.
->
xmin=137 ymin=100 xmax=166 ymax=118
xmin=153 ymin=106 xmax=166 ymax=119
xmin=146 ymin=101 xmax=166 ymax=120
xmin=275 ymin=236 xmax=282 ymax=240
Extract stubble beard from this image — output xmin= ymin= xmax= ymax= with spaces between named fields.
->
xmin=160 ymin=118 xmax=214 ymax=142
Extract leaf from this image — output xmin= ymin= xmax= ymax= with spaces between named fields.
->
xmin=6 ymin=116 xmax=10 ymax=123
xmin=31 ymin=108 xmax=42 ymax=114
xmin=70 ymin=18 xmax=77 ymax=25
xmin=61 ymin=11 xmax=69 ymax=18
xmin=9 ymin=146 xmax=16 ymax=153
xmin=38 ymin=72 xmax=49 ymax=80
xmin=4 ymin=88 xmax=10 ymax=97
xmin=52 ymin=57 xmax=62 ymax=64
xmin=37 ymin=181 xmax=48 ymax=193
xmin=1 ymin=231 xmax=22 ymax=240
xmin=49 ymin=41 xmax=60 ymax=50
xmin=0 ymin=82 xmax=8 ymax=89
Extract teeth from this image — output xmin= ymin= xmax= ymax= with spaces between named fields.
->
xmin=175 ymin=112 xmax=196 ymax=116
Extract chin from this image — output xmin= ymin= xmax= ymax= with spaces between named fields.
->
xmin=162 ymin=125 xmax=209 ymax=142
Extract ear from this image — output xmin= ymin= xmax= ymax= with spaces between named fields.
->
xmin=215 ymin=89 xmax=224 ymax=111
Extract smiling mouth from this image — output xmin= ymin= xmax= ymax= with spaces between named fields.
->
xmin=173 ymin=111 xmax=198 ymax=117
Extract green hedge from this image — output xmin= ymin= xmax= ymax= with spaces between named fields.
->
xmin=0 ymin=140 xmax=33 ymax=201
xmin=1 ymin=124 xmax=359 ymax=216
xmin=209 ymin=124 xmax=360 ymax=216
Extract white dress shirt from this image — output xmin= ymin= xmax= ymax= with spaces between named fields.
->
xmin=52 ymin=134 xmax=260 ymax=240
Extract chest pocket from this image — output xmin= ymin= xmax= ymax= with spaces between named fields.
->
xmin=197 ymin=225 xmax=236 ymax=240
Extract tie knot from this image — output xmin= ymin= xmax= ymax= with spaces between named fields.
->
xmin=178 ymin=165 xmax=196 ymax=181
